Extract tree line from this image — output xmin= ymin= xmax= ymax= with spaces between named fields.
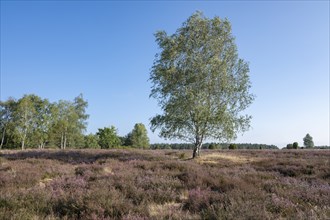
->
xmin=0 ymin=94 xmax=150 ymax=150
xmin=2 ymin=94 xmax=326 ymax=151
xmin=150 ymin=143 xmax=279 ymax=150
xmin=85 ymin=123 xmax=150 ymax=149
xmin=0 ymin=94 xmax=88 ymax=149
xmin=285 ymin=134 xmax=323 ymax=149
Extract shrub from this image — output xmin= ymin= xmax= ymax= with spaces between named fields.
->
xmin=1 ymin=149 xmax=330 ymax=219
xmin=293 ymin=142 xmax=299 ymax=149
xmin=179 ymin=153 xmax=186 ymax=159
xmin=286 ymin=144 xmax=293 ymax=149
xmin=228 ymin=144 xmax=237 ymax=150
xmin=184 ymin=188 xmax=211 ymax=211
xmin=208 ymin=143 xmax=216 ymax=149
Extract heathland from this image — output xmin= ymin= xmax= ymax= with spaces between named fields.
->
xmin=0 ymin=149 xmax=329 ymax=219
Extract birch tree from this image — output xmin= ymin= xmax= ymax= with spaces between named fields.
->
xmin=150 ymin=12 xmax=254 ymax=158
xmin=0 ymin=98 xmax=16 ymax=149
xmin=52 ymin=100 xmax=72 ymax=149
xmin=14 ymin=95 xmax=36 ymax=150
xmin=51 ymin=95 xmax=88 ymax=149
xmin=32 ymin=98 xmax=52 ymax=149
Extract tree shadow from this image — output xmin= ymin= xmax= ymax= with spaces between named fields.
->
xmin=0 ymin=149 xmax=161 ymax=165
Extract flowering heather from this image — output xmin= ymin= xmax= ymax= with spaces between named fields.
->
xmin=0 ymin=149 xmax=329 ymax=219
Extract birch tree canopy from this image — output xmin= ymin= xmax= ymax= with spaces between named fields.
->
xmin=149 ymin=11 xmax=254 ymax=158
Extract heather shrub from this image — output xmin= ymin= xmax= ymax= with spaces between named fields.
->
xmin=1 ymin=149 xmax=329 ymax=219
xmin=161 ymin=161 xmax=186 ymax=172
xmin=179 ymin=152 xmax=186 ymax=159
xmin=322 ymin=172 xmax=330 ymax=179
xmin=184 ymin=187 xmax=212 ymax=211
xmin=176 ymin=169 xmax=204 ymax=189
xmin=205 ymin=174 xmax=235 ymax=193
xmin=53 ymin=196 xmax=87 ymax=218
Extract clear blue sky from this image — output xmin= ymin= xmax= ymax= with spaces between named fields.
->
xmin=1 ymin=1 xmax=329 ymax=148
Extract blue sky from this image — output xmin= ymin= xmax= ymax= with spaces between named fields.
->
xmin=1 ymin=1 xmax=329 ymax=147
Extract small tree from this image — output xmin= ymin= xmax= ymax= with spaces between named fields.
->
xmin=286 ymin=144 xmax=293 ymax=149
xmin=14 ymin=95 xmax=36 ymax=150
xmin=208 ymin=143 xmax=216 ymax=149
xmin=303 ymin=134 xmax=314 ymax=148
xmin=131 ymin=123 xmax=150 ymax=149
xmin=84 ymin=134 xmax=100 ymax=149
xmin=122 ymin=132 xmax=133 ymax=146
xmin=97 ymin=126 xmax=121 ymax=149
xmin=228 ymin=144 xmax=237 ymax=150
xmin=292 ymin=142 xmax=299 ymax=149
xmin=0 ymin=98 xmax=16 ymax=149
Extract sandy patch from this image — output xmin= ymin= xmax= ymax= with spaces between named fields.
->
xmin=149 ymin=202 xmax=181 ymax=217
xmin=198 ymin=153 xmax=258 ymax=164
xmin=103 ymin=167 xmax=114 ymax=175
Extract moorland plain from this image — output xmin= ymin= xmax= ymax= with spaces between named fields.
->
xmin=0 ymin=149 xmax=329 ymax=219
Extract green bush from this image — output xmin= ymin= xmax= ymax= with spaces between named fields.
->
xmin=208 ymin=144 xmax=216 ymax=149
xmin=286 ymin=144 xmax=293 ymax=149
xmin=228 ymin=144 xmax=237 ymax=150
xmin=293 ymin=142 xmax=299 ymax=149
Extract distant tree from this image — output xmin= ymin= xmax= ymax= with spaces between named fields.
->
xmin=51 ymin=94 xmax=88 ymax=149
xmin=51 ymin=100 xmax=75 ymax=149
xmin=122 ymin=132 xmax=133 ymax=146
xmin=97 ymin=126 xmax=121 ymax=148
xmin=286 ymin=144 xmax=293 ymax=149
xmin=303 ymin=134 xmax=314 ymax=148
xmin=229 ymin=144 xmax=237 ymax=150
xmin=131 ymin=123 xmax=150 ymax=149
xmin=0 ymin=94 xmax=88 ymax=149
xmin=0 ymin=98 xmax=16 ymax=149
xmin=292 ymin=142 xmax=299 ymax=149
xmin=30 ymin=96 xmax=52 ymax=149
xmin=13 ymin=95 xmax=38 ymax=150
xmin=208 ymin=143 xmax=216 ymax=149
xmin=73 ymin=94 xmax=89 ymax=134
xmin=69 ymin=94 xmax=89 ymax=148
xmin=84 ymin=134 xmax=100 ymax=149
xmin=149 ymin=12 xmax=254 ymax=158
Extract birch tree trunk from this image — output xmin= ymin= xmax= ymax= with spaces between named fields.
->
xmin=21 ymin=126 xmax=27 ymax=150
xmin=63 ymin=129 xmax=67 ymax=150
xmin=21 ymin=136 xmax=25 ymax=150
xmin=0 ymin=127 xmax=5 ymax=149
xmin=193 ymin=142 xmax=202 ymax=158
xmin=60 ymin=132 xmax=64 ymax=149
xmin=192 ymin=136 xmax=203 ymax=158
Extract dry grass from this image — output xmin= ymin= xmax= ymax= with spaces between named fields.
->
xmin=197 ymin=152 xmax=260 ymax=164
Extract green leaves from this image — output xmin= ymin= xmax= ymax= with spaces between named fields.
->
xmin=0 ymin=94 xmax=89 ymax=149
xmin=131 ymin=123 xmax=150 ymax=149
xmin=97 ymin=126 xmax=121 ymax=149
xmin=303 ymin=134 xmax=314 ymax=148
xmin=150 ymin=11 xmax=254 ymax=156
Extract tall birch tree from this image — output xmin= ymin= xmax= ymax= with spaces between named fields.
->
xmin=32 ymin=97 xmax=52 ymax=149
xmin=0 ymin=98 xmax=16 ymax=149
xmin=14 ymin=95 xmax=36 ymax=150
xmin=150 ymin=12 xmax=254 ymax=158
